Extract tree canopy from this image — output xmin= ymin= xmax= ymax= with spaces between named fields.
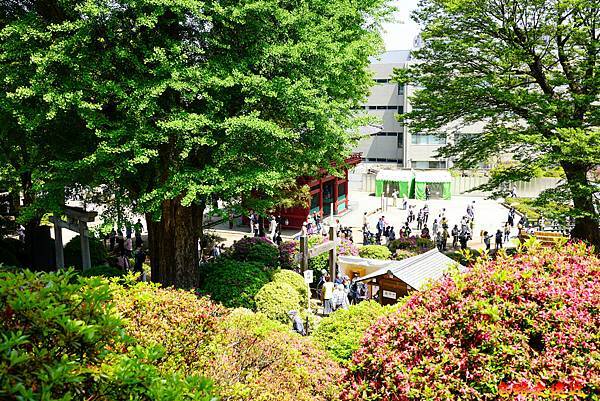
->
xmin=399 ymin=0 xmax=599 ymax=247
xmin=0 ymin=0 xmax=391 ymax=284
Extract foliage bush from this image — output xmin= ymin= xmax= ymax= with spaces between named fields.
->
xmin=272 ymin=269 xmax=308 ymax=301
xmin=64 ymin=235 xmax=107 ymax=268
xmin=313 ymin=301 xmax=400 ymax=363
xmin=205 ymin=308 xmax=344 ymax=401
xmin=255 ymin=280 xmax=302 ymax=323
xmin=231 ymin=237 xmax=279 ymax=268
xmin=80 ymin=264 xmax=124 ymax=278
xmin=111 ymin=279 xmax=226 ymax=374
xmin=198 ymin=257 xmax=271 ymax=309
xmin=0 ymin=238 xmax=24 ymax=266
xmin=278 ymin=240 xmax=298 ymax=270
xmin=0 ymin=269 xmax=215 ymax=400
xmin=393 ymin=248 xmax=420 ymax=260
xmin=113 ymin=282 xmax=343 ymax=401
xmin=358 ymin=245 xmax=391 ymax=260
xmin=342 ymin=242 xmax=600 ymax=399
xmin=388 ymin=236 xmax=434 ymax=254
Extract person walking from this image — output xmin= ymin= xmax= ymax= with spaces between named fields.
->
xmin=441 ymin=226 xmax=449 ymax=251
xmin=451 ymin=224 xmax=459 ymax=248
xmin=423 ymin=205 xmax=430 ymax=224
xmin=483 ymin=231 xmax=492 ymax=251
xmin=432 ymin=219 xmax=439 ymax=239
xmin=332 ymin=284 xmax=350 ymax=311
xmin=376 ymin=216 xmax=385 ymax=237
xmin=416 ymin=210 xmax=423 ymax=230
xmin=321 ymin=276 xmax=335 ymax=316
xmin=495 ymin=229 xmax=503 ymax=250
xmin=134 ymin=219 xmax=143 ymax=247
xmin=425 ymin=185 xmax=431 ymax=200
xmin=392 ymin=190 xmax=398 ymax=207
xmin=134 ymin=246 xmax=146 ymax=281
xmin=504 ymin=223 xmax=511 ymax=243
xmin=507 ymin=207 xmax=516 ymax=227
xmin=124 ymin=236 xmax=133 ymax=257
xmin=288 ymin=310 xmax=306 ymax=335
xmin=459 ymin=227 xmax=469 ymax=250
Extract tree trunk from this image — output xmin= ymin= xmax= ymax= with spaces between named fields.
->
xmin=561 ymin=162 xmax=600 ymax=250
xmin=146 ymin=197 xmax=202 ymax=288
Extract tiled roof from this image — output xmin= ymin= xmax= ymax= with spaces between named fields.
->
xmin=358 ymin=249 xmax=462 ymax=290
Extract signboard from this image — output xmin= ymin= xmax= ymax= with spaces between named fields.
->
xmin=303 ymin=270 xmax=314 ymax=284
xmin=382 ymin=290 xmax=397 ymax=300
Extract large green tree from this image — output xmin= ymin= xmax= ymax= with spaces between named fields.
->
xmin=1 ymin=0 xmax=390 ymax=285
xmin=399 ymin=0 xmax=599 ymax=247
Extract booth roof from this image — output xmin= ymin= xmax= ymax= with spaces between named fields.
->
xmin=376 ymin=169 xmax=414 ymax=182
xmin=357 ymin=249 xmax=462 ymax=291
xmin=414 ymin=170 xmax=452 ymax=183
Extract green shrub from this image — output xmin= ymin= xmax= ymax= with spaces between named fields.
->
xmin=313 ymin=301 xmax=400 ymax=363
xmin=80 ymin=265 xmax=124 ymax=278
xmin=205 ymin=308 xmax=344 ymax=401
xmin=358 ymin=245 xmax=391 ymax=260
xmin=63 ymin=235 xmax=107 ymax=268
xmin=230 ymin=237 xmax=279 ymax=268
xmin=111 ymin=280 xmax=226 ymax=374
xmin=0 ymin=269 xmax=214 ymax=400
xmin=415 ymin=237 xmax=435 ymax=249
xmin=198 ymin=257 xmax=271 ymax=309
xmin=272 ymin=269 xmax=308 ymax=302
xmin=255 ymin=280 xmax=302 ymax=323
xmin=394 ymin=249 xmax=420 ymax=260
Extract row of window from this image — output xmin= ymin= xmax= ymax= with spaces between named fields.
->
xmin=358 ymin=105 xmax=404 ymax=112
xmin=410 ymin=133 xmax=446 ymax=145
xmin=371 ymin=131 xmax=403 ymax=137
xmin=373 ymin=79 xmax=405 ymax=95
xmin=411 ymin=161 xmax=447 ymax=169
xmin=365 ymin=158 xmax=403 ymax=163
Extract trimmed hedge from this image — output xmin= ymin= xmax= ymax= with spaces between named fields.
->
xmin=272 ymin=269 xmax=308 ymax=302
xmin=342 ymin=242 xmax=600 ymax=399
xmin=313 ymin=301 xmax=400 ymax=363
xmin=358 ymin=245 xmax=391 ymax=260
xmin=231 ymin=237 xmax=279 ymax=268
xmin=255 ymin=281 xmax=302 ymax=323
xmin=198 ymin=257 xmax=271 ymax=309
xmin=64 ymin=235 xmax=107 ymax=268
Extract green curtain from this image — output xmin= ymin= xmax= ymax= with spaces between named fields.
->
xmin=414 ymin=182 xmax=426 ymax=200
xmin=442 ymin=182 xmax=452 ymax=200
xmin=375 ymin=180 xmax=384 ymax=197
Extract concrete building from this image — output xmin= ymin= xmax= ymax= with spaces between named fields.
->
xmin=354 ymin=49 xmax=451 ymax=170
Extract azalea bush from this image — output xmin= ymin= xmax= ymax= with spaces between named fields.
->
xmin=111 ymin=279 xmax=225 ymax=374
xmin=198 ymin=257 xmax=271 ymax=308
xmin=231 ymin=237 xmax=279 ymax=268
xmin=278 ymin=240 xmax=298 ymax=270
xmin=255 ymin=280 xmax=302 ymax=323
xmin=358 ymin=245 xmax=391 ymax=260
xmin=342 ymin=242 xmax=600 ymax=400
xmin=0 ymin=269 xmax=215 ymax=400
xmin=272 ymin=269 xmax=308 ymax=302
xmin=206 ymin=308 xmax=344 ymax=401
xmin=313 ymin=301 xmax=400 ymax=363
xmin=113 ymin=281 xmax=343 ymax=401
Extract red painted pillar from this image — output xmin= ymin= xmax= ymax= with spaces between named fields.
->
xmin=319 ymin=179 xmax=324 ymax=217
xmin=345 ymin=169 xmax=349 ymax=211
xmin=333 ymin=177 xmax=339 ymax=215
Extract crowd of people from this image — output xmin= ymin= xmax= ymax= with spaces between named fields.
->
xmin=106 ymin=218 xmax=146 ymax=278
xmin=317 ymin=270 xmax=367 ymax=315
xmin=362 ymin=201 xmax=530 ymax=252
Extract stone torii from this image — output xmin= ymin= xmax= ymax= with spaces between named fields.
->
xmin=50 ymin=207 xmax=98 ymax=270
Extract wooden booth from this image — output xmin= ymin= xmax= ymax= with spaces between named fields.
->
xmin=356 ymin=249 xmax=462 ymax=305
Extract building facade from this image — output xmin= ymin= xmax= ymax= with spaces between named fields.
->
xmin=354 ymin=49 xmax=451 ymax=170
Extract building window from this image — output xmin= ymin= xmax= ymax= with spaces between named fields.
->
xmin=411 ymin=161 xmax=447 ymax=169
xmin=374 ymin=78 xmax=391 ymax=83
xmin=398 ymin=85 xmax=405 ymax=96
xmin=397 ymin=133 xmax=403 ymax=148
xmin=365 ymin=105 xmax=402 ymax=111
xmin=371 ymin=131 xmax=403 ymax=137
xmin=411 ymin=133 xmax=446 ymax=145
